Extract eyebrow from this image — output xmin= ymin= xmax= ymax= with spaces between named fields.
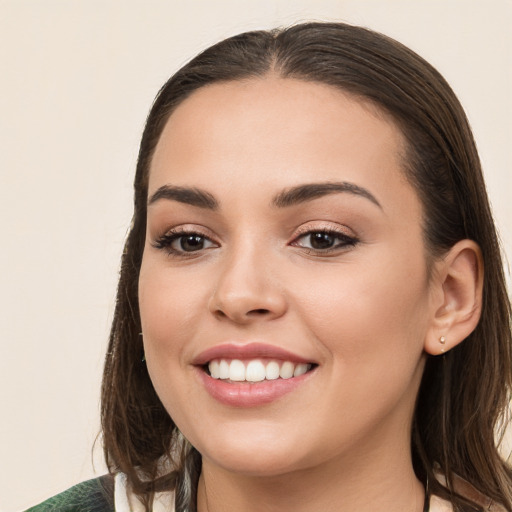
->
xmin=148 ymin=181 xmax=381 ymax=211
xmin=148 ymin=185 xmax=219 ymax=210
xmin=271 ymin=182 xmax=382 ymax=209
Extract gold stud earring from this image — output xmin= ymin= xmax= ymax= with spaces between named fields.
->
xmin=439 ymin=336 xmax=446 ymax=353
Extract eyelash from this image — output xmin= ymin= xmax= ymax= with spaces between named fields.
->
xmin=152 ymin=226 xmax=359 ymax=258
xmin=291 ymin=228 xmax=359 ymax=255
xmin=152 ymin=227 xmax=216 ymax=258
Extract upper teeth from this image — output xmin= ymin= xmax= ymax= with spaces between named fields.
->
xmin=208 ymin=359 xmax=311 ymax=382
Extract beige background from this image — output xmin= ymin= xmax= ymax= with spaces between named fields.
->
xmin=1 ymin=1 xmax=511 ymax=510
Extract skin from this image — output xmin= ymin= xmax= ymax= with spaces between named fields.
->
xmin=138 ymin=77 xmax=482 ymax=512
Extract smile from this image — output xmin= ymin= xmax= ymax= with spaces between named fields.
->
xmin=207 ymin=359 xmax=312 ymax=382
xmin=193 ymin=343 xmax=318 ymax=407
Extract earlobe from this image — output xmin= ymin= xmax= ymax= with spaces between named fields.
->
xmin=424 ymin=240 xmax=484 ymax=356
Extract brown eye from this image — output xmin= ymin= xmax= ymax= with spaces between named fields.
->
xmin=179 ymin=235 xmax=206 ymax=252
xmin=292 ymin=230 xmax=358 ymax=253
xmin=309 ymin=232 xmax=336 ymax=250
xmin=153 ymin=231 xmax=217 ymax=255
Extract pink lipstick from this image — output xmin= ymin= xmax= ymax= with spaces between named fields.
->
xmin=193 ymin=343 xmax=317 ymax=407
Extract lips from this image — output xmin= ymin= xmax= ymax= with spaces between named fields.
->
xmin=193 ymin=343 xmax=317 ymax=407
xmin=192 ymin=342 xmax=314 ymax=366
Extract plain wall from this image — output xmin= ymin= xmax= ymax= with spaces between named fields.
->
xmin=1 ymin=1 xmax=511 ymax=510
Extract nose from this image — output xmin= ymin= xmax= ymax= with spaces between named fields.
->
xmin=208 ymin=247 xmax=288 ymax=324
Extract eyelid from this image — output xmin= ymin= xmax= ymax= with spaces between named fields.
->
xmin=154 ymin=223 xmax=216 ymax=241
xmin=151 ymin=224 xmax=220 ymax=256
xmin=290 ymin=221 xmax=359 ymax=254
xmin=292 ymin=221 xmax=356 ymax=239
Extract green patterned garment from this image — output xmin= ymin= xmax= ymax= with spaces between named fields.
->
xmin=24 ymin=476 xmax=115 ymax=512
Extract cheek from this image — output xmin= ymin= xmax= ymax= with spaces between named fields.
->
xmin=285 ymin=251 xmax=430 ymax=440
xmin=138 ymin=261 xmax=205 ymax=426
xmin=139 ymin=259 xmax=205 ymax=339
xmin=138 ymin=259 xmax=207 ymax=392
xmin=291 ymin=246 xmax=431 ymax=369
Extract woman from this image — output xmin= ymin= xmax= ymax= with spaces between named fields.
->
xmin=27 ymin=22 xmax=512 ymax=512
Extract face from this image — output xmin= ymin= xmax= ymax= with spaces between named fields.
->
xmin=139 ymin=78 xmax=436 ymax=477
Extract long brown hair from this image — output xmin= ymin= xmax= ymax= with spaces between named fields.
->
xmin=101 ymin=22 xmax=512 ymax=512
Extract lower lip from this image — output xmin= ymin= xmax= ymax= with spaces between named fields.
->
xmin=196 ymin=367 xmax=314 ymax=407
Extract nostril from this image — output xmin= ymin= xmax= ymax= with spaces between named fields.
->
xmin=248 ymin=308 xmax=271 ymax=316
xmin=212 ymin=307 xmax=272 ymax=322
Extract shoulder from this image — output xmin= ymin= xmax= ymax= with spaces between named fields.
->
xmin=24 ymin=475 xmax=115 ymax=512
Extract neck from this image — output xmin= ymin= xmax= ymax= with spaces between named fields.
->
xmin=196 ymin=446 xmax=425 ymax=512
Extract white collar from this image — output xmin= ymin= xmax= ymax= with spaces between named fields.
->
xmin=114 ymin=472 xmax=175 ymax=512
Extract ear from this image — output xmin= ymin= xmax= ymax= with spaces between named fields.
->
xmin=424 ymin=239 xmax=484 ymax=356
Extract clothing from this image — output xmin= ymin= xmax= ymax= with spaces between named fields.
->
xmin=24 ymin=475 xmax=115 ymax=512
xmin=24 ymin=474 xmax=174 ymax=512
xmin=25 ymin=473 xmax=502 ymax=512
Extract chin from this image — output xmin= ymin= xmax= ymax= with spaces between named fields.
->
xmin=203 ymin=448 xmax=307 ymax=477
xmin=190 ymin=424 xmax=312 ymax=477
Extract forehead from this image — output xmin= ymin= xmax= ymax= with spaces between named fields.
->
xmin=148 ymin=77 xmax=415 ymax=216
